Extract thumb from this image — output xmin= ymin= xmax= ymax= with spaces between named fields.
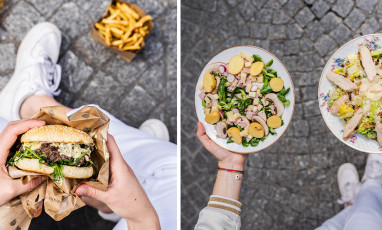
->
xmin=13 ymin=176 xmax=47 ymax=196
xmin=75 ymin=184 xmax=106 ymax=201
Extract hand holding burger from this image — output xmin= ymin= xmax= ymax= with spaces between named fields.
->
xmin=0 ymin=119 xmax=47 ymax=206
xmin=75 ymin=135 xmax=161 ymax=230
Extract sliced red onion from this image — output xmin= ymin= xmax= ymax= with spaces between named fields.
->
xmin=219 ymin=110 xmax=225 ymax=119
xmin=227 ymin=74 xmax=235 ymax=82
xmin=222 ymin=71 xmax=228 ymax=76
xmin=218 ymin=65 xmax=226 ymax=74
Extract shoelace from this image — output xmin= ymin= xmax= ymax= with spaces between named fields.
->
xmin=364 ymin=160 xmax=382 ymax=181
xmin=27 ymin=56 xmax=61 ymax=96
xmin=337 ymin=181 xmax=360 ymax=205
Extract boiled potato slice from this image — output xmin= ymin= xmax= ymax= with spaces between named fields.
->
xmin=248 ymin=122 xmax=264 ymax=138
xmin=250 ymin=62 xmax=264 ymax=76
xmin=228 ymin=56 xmax=244 ymax=74
xmin=267 ymin=116 xmax=282 ymax=128
xmin=227 ymin=127 xmax=242 ymax=144
xmin=205 ymin=111 xmax=220 ymax=124
xmin=203 ymin=73 xmax=216 ymax=93
xmin=270 ymin=78 xmax=284 ymax=92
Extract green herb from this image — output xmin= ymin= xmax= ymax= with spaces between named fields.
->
xmin=249 ymin=138 xmax=260 ymax=147
xmin=218 ymin=77 xmax=227 ymax=102
xmin=277 ymin=87 xmax=291 ymax=105
xmin=52 ymin=163 xmax=64 ymax=182
xmin=265 ymin=59 xmax=273 ymax=67
xmin=252 ymin=54 xmax=262 ymax=62
xmin=260 ymin=75 xmax=273 ymax=95
xmin=269 ymin=127 xmax=277 ymax=135
xmin=202 ymin=100 xmax=206 ymax=108
xmin=72 ymin=152 xmax=88 ymax=166
xmin=227 ymin=138 xmax=234 ymax=144
xmin=242 ymin=138 xmax=249 ymax=147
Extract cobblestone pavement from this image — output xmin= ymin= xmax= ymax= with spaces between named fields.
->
xmin=0 ymin=0 xmax=176 ymax=229
xmin=181 ymin=0 xmax=379 ymax=229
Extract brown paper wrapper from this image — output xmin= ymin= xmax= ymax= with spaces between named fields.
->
xmin=90 ymin=0 xmax=154 ymax=62
xmin=0 ymin=105 xmax=110 ymax=230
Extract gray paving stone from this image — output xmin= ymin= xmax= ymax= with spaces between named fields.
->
xmin=4 ymin=1 xmax=44 ymax=40
xmin=284 ymin=0 xmax=304 ymax=16
xmin=311 ymin=0 xmax=330 ymax=18
xmin=140 ymin=61 xmax=165 ymax=100
xmin=321 ymin=12 xmax=342 ymax=33
xmin=28 ymin=0 xmax=63 ymax=17
xmin=73 ymin=33 xmax=114 ymax=67
xmin=272 ymin=9 xmax=290 ymax=24
xmin=106 ymin=55 xmax=147 ymax=86
xmin=268 ymin=25 xmax=286 ymax=40
xmin=287 ymin=23 xmax=303 ymax=39
xmin=332 ymin=0 xmax=354 ymax=17
xmin=132 ymin=0 xmax=165 ymax=18
xmin=356 ymin=0 xmax=378 ymax=14
xmin=81 ymin=71 xmax=125 ymax=112
xmin=120 ymin=85 xmax=156 ymax=121
xmin=0 ymin=44 xmax=16 ymax=72
xmin=305 ymin=20 xmax=326 ymax=41
xmin=50 ymin=2 xmax=92 ymax=38
xmin=344 ymin=8 xmax=366 ymax=30
xmin=284 ymin=39 xmax=300 ymax=55
xmin=75 ymin=0 xmax=110 ymax=21
xmin=361 ymin=17 xmax=380 ymax=35
xmin=59 ymin=51 xmax=93 ymax=93
xmin=238 ymin=0 xmax=257 ymax=21
xmin=295 ymin=7 xmax=315 ymax=28
xmin=330 ymin=24 xmax=352 ymax=45
xmin=314 ymin=35 xmax=337 ymax=57
xmin=141 ymin=24 xmax=164 ymax=63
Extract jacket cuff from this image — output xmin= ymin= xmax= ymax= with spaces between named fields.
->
xmin=206 ymin=195 xmax=242 ymax=220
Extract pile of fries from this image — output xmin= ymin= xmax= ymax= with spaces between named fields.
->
xmin=95 ymin=2 xmax=153 ymax=51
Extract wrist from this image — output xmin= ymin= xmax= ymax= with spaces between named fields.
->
xmin=218 ymin=161 xmax=245 ymax=171
xmin=125 ymin=208 xmax=160 ymax=230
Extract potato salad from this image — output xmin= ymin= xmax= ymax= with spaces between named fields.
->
xmin=327 ymin=44 xmax=382 ymax=146
xmin=198 ymin=51 xmax=291 ymax=147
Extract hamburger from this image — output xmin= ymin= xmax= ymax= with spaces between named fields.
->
xmin=8 ymin=125 xmax=95 ymax=182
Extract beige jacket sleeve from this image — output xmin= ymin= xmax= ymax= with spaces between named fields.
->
xmin=194 ymin=195 xmax=242 ymax=230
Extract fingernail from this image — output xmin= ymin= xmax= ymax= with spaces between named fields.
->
xmin=76 ymin=187 xmax=85 ymax=196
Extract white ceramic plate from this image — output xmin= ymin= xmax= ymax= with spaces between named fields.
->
xmin=194 ymin=46 xmax=295 ymax=154
xmin=318 ymin=34 xmax=382 ymax=154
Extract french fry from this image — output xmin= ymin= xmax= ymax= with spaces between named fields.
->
xmin=95 ymin=2 xmax=153 ymax=51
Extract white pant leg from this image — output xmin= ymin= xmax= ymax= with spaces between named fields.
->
xmin=343 ymin=179 xmax=382 ymax=230
xmin=69 ymin=105 xmax=177 ymax=230
xmin=0 ymin=118 xmax=8 ymax=132
xmin=316 ymin=206 xmax=352 ymax=230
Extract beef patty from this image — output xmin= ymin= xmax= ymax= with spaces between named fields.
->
xmin=26 ymin=143 xmax=87 ymax=166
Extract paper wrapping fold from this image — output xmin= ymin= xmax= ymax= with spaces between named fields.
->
xmin=0 ymin=105 xmax=110 ymax=230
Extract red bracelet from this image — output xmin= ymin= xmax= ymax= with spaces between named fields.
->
xmin=218 ymin=167 xmax=245 ymax=174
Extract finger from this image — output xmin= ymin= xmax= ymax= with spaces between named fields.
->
xmin=75 ymin=184 xmax=107 ymax=201
xmin=0 ymin=120 xmax=45 ymax=163
xmin=106 ymin=134 xmax=126 ymax=169
xmin=196 ymin=122 xmax=230 ymax=160
xmin=12 ymin=176 xmax=47 ymax=197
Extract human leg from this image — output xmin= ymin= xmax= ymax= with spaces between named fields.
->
xmin=316 ymin=163 xmax=361 ymax=230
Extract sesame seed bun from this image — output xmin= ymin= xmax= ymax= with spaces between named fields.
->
xmin=15 ymin=158 xmax=94 ymax=179
xmin=21 ymin=125 xmax=93 ymax=145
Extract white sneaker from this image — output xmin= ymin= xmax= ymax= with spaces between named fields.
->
xmin=337 ymin=163 xmax=361 ymax=206
xmin=362 ymin=153 xmax=382 ymax=183
xmin=139 ymin=119 xmax=170 ymax=142
xmin=0 ymin=22 xmax=62 ymax=121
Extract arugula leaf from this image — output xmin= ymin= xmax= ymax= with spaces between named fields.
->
xmin=202 ymin=100 xmax=206 ymax=108
xmin=260 ymin=75 xmax=273 ymax=95
xmin=252 ymin=54 xmax=262 ymax=62
xmin=227 ymin=138 xmax=234 ymax=144
xmin=269 ymin=127 xmax=277 ymax=135
xmin=265 ymin=59 xmax=273 ymax=67
xmin=242 ymin=138 xmax=249 ymax=147
xmin=277 ymin=87 xmax=291 ymax=105
xmin=249 ymin=138 xmax=261 ymax=147
xmin=218 ymin=77 xmax=227 ymax=102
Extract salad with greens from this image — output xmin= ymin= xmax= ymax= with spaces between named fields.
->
xmin=326 ymin=44 xmax=382 ymax=145
xmin=198 ymin=51 xmax=291 ymax=147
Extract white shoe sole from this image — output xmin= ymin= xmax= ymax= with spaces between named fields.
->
xmin=139 ymin=119 xmax=170 ymax=142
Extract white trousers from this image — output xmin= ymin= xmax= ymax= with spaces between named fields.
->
xmin=317 ymin=179 xmax=382 ymax=230
xmin=0 ymin=105 xmax=177 ymax=230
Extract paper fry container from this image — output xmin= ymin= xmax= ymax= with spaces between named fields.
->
xmin=90 ymin=0 xmax=154 ymax=62
xmin=0 ymin=105 xmax=110 ymax=230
